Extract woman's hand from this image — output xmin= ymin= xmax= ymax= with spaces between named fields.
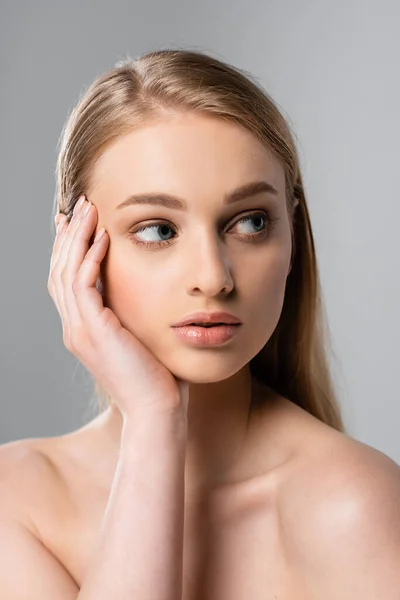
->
xmin=48 ymin=196 xmax=188 ymax=422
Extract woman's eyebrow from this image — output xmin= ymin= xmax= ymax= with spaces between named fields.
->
xmin=115 ymin=180 xmax=279 ymax=212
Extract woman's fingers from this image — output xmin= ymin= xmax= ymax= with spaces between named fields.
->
xmin=48 ymin=199 xmax=182 ymax=418
xmin=47 ymin=215 xmax=70 ymax=314
xmin=50 ymin=196 xmax=93 ymax=346
xmin=54 ymin=214 xmax=64 ymax=228
xmin=51 ymin=197 xmax=84 ymax=270
xmin=72 ymin=224 xmax=110 ymax=336
xmin=49 ymin=215 xmax=69 ymax=274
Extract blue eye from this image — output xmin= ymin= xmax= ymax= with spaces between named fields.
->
xmin=126 ymin=211 xmax=280 ymax=249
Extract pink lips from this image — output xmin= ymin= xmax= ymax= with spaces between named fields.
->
xmin=172 ymin=323 xmax=241 ymax=346
xmin=172 ymin=311 xmax=241 ymax=327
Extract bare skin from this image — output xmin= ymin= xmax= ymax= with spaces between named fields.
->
xmin=0 ymin=380 xmax=366 ymax=599
xmin=2 ymin=113 xmax=398 ymax=597
xmin=73 ymin=111 xmax=298 ymax=498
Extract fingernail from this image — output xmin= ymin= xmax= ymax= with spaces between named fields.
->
xmin=82 ymin=201 xmax=92 ymax=217
xmin=74 ymin=195 xmax=86 ymax=216
xmin=56 ymin=215 xmax=67 ymax=231
xmin=94 ymin=227 xmax=105 ymax=242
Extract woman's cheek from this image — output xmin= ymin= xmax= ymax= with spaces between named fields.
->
xmin=103 ymin=257 xmax=167 ymax=333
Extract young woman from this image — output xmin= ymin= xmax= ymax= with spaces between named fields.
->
xmin=0 ymin=49 xmax=399 ymax=599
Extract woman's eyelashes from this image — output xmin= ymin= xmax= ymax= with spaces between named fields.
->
xmin=125 ymin=210 xmax=280 ymax=249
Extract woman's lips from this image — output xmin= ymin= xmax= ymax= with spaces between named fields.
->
xmin=171 ymin=324 xmax=241 ymax=346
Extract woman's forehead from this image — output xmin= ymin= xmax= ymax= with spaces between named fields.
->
xmin=89 ymin=115 xmax=285 ymax=211
xmin=94 ymin=114 xmax=280 ymax=171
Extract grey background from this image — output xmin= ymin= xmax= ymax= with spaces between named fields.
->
xmin=1 ymin=1 xmax=399 ymax=464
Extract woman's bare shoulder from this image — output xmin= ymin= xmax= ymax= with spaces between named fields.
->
xmin=282 ymin=409 xmax=400 ymax=506
xmin=0 ymin=435 xmax=64 ymax=481
xmin=275 ymin=393 xmax=400 ymax=510
xmin=277 ymin=408 xmax=400 ymax=583
xmin=0 ymin=437 xmax=67 ymax=532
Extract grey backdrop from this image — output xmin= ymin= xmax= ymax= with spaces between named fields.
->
xmin=1 ymin=0 xmax=399 ymax=464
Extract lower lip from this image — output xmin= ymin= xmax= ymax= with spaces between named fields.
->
xmin=171 ymin=324 xmax=241 ymax=346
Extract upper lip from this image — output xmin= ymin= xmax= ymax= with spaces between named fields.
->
xmin=172 ymin=312 xmax=242 ymax=327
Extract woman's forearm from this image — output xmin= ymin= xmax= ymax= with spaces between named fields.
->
xmin=78 ymin=411 xmax=188 ymax=600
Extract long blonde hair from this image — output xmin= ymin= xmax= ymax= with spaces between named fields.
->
xmin=54 ymin=48 xmax=346 ymax=432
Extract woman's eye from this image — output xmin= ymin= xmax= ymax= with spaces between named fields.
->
xmin=129 ymin=223 xmax=176 ymax=247
xmin=126 ymin=211 xmax=280 ymax=249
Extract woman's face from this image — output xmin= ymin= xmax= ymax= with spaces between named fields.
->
xmin=88 ymin=112 xmax=293 ymax=383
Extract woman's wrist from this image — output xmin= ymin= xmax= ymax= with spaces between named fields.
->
xmin=120 ymin=408 xmax=188 ymax=455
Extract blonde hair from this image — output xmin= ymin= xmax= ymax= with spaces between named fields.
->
xmin=54 ymin=48 xmax=346 ymax=432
